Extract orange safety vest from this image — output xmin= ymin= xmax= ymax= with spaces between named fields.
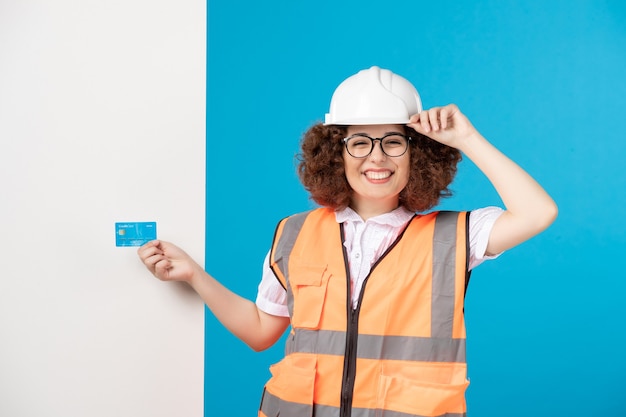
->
xmin=259 ymin=208 xmax=471 ymax=417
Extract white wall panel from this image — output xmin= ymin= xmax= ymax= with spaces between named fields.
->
xmin=0 ymin=1 xmax=205 ymax=416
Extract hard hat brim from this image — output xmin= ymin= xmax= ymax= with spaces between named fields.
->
xmin=324 ymin=115 xmax=413 ymax=126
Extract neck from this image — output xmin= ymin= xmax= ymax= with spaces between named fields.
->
xmin=350 ymin=197 xmax=400 ymax=221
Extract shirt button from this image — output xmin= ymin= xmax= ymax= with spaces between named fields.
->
xmin=355 ymin=253 xmax=360 ymax=258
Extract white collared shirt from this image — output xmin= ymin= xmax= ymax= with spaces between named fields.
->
xmin=256 ymin=206 xmax=503 ymax=316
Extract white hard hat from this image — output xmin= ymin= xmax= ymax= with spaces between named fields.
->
xmin=324 ymin=66 xmax=423 ymax=125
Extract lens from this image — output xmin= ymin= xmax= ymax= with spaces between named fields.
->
xmin=381 ymin=135 xmax=408 ymax=157
xmin=345 ymin=135 xmax=373 ymax=158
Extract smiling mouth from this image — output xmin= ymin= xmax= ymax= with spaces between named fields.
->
xmin=365 ymin=171 xmax=392 ymax=180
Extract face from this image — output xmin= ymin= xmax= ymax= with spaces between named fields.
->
xmin=343 ymin=124 xmax=410 ymax=217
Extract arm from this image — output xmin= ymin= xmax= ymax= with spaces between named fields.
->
xmin=137 ymin=240 xmax=290 ymax=351
xmin=408 ymin=104 xmax=558 ymax=255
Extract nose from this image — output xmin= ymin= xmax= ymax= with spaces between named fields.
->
xmin=368 ymin=139 xmax=387 ymax=161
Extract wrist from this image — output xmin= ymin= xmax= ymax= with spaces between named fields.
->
xmin=457 ymin=131 xmax=486 ymax=155
xmin=187 ymin=262 xmax=206 ymax=287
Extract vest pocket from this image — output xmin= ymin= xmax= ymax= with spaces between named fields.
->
xmin=290 ymin=261 xmax=330 ymax=330
xmin=377 ymin=364 xmax=469 ymax=416
xmin=262 ymin=355 xmax=317 ymax=417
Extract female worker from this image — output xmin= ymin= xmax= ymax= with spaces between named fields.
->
xmin=138 ymin=66 xmax=557 ymax=416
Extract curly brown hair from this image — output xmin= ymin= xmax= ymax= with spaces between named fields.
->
xmin=296 ymin=123 xmax=462 ymax=213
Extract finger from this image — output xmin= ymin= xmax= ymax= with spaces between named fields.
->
xmin=439 ymin=106 xmax=450 ymax=130
xmin=406 ymin=114 xmax=422 ymax=133
xmin=137 ymin=240 xmax=160 ymax=257
xmin=428 ymin=108 xmax=441 ymax=132
xmin=419 ymin=110 xmax=431 ymax=133
xmin=154 ymin=258 xmax=173 ymax=279
xmin=443 ymin=104 xmax=460 ymax=129
xmin=138 ymin=246 xmax=164 ymax=263
xmin=144 ymin=253 xmax=167 ymax=272
xmin=408 ymin=113 xmax=421 ymax=124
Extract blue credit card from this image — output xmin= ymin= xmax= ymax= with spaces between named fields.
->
xmin=115 ymin=222 xmax=157 ymax=247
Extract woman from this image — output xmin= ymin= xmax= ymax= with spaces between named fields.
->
xmin=138 ymin=66 xmax=557 ymax=416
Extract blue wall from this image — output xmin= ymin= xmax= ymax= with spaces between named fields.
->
xmin=206 ymin=1 xmax=626 ymax=415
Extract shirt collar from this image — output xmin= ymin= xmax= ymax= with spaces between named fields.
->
xmin=334 ymin=206 xmax=415 ymax=227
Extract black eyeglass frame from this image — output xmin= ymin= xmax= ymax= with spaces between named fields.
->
xmin=342 ymin=133 xmax=412 ymax=158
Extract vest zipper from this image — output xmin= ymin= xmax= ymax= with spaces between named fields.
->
xmin=338 ymin=218 xmax=414 ymax=417
xmin=340 ymin=306 xmax=359 ymax=417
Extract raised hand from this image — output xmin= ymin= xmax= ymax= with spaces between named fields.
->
xmin=407 ymin=104 xmax=478 ymax=150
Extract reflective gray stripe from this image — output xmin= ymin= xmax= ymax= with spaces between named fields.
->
xmin=432 ymin=211 xmax=459 ymax=339
xmin=288 ymin=329 xmax=466 ymax=363
xmin=260 ymin=390 xmax=466 ymax=417
xmin=260 ymin=388 xmax=312 ymax=416
xmin=358 ymin=333 xmax=466 ymax=363
xmin=273 ymin=211 xmax=310 ymax=318
xmin=286 ymin=328 xmax=346 ymax=356
xmin=259 ymin=388 xmax=280 ymax=416
xmin=351 ymin=406 xmax=466 ymax=417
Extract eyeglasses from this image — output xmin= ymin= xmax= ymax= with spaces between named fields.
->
xmin=343 ymin=133 xmax=412 ymax=158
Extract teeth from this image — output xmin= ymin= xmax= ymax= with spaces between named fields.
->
xmin=365 ymin=171 xmax=391 ymax=180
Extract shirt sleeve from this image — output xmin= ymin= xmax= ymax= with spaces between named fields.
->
xmin=468 ymin=206 xmax=505 ymax=270
xmin=255 ymin=251 xmax=290 ymax=317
